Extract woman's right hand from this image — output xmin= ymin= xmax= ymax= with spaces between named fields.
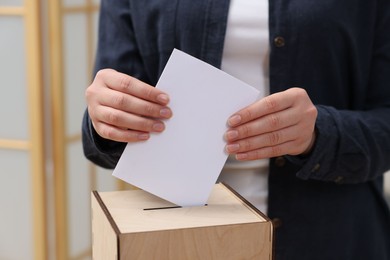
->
xmin=85 ymin=69 xmax=172 ymax=143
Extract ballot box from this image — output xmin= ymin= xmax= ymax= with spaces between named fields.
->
xmin=91 ymin=183 xmax=273 ymax=260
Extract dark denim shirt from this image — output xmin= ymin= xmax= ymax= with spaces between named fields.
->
xmin=83 ymin=0 xmax=390 ymax=259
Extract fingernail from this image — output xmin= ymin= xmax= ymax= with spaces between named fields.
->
xmin=225 ymin=130 xmax=238 ymax=140
xmin=236 ymin=153 xmax=248 ymax=160
xmin=226 ymin=144 xmax=240 ymax=153
xmin=160 ymin=108 xmax=172 ymax=118
xmin=152 ymin=122 xmax=165 ymax=131
xmin=157 ymin=94 xmax=169 ymax=104
xmin=228 ymin=115 xmax=241 ymax=126
xmin=138 ymin=133 xmax=150 ymax=140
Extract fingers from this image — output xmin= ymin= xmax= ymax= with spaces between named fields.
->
xmin=227 ymin=87 xmax=305 ymax=127
xmin=92 ymin=121 xmax=151 ymax=142
xmin=225 ymin=124 xmax=314 ymax=160
xmin=87 ymin=69 xmax=172 ymax=120
xmin=93 ymin=105 xmax=165 ymax=131
xmin=225 ymin=88 xmax=318 ymax=160
xmin=86 ymin=69 xmax=173 ymax=143
xmin=232 ymin=141 xmax=304 ymax=161
xmin=97 ymin=87 xmax=172 ymax=119
xmin=90 ymin=105 xmax=166 ymax=142
xmin=225 ymin=109 xmax=299 ymax=141
xmin=96 ymin=69 xmax=170 ymax=105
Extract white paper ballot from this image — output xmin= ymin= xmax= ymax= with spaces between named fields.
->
xmin=113 ymin=49 xmax=260 ymax=207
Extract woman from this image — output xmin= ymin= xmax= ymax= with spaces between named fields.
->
xmin=82 ymin=0 xmax=390 ymax=259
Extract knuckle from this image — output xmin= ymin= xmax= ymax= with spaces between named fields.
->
xmin=85 ymin=83 xmax=100 ymax=101
xmin=112 ymin=94 xmax=126 ymax=108
xmin=100 ymin=127 xmax=114 ymax=140
xmin=299 ymin=88 xmax=308 ymax=97
xmin=264 ymin=96 xmax=278 ymax=111
xmin=307 ymin=105 xmax=318 ymax=118
xmin=85 ymin=86 xmax=93 ymax=100
xmin=144 ymin=103 xmax=156 ymax=115
xmin=119 ymin=75 xmax=134 ymax=92
xmin=268 ymin=114 xmax=280 ymax=128
xmin=95 ymin=68 xmax=113 ymax=81
xmin=290 ymin=87 xmax=307 ymax=98
xmin=240 ymin=124 xmax=251 ymax=137
xmin=242 ymin=109 xmax=253 ymax=121
xmin=268 ymin=131 xmax=281 ymax=145
xmin=146 ymin=87 xmax=154 ymax=99
xmin=95 ymin=69 xmax=107 ymax=79
xmin=242 ymin=139 xmax=253 ymax=151
xmin=106 ymin=111 xmax=120 ymax=125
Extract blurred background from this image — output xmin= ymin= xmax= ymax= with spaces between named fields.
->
xmin=0 ymin=0 xmax=389 ymax=260
xmin=1 ymin=0 xmax=125 ymax=259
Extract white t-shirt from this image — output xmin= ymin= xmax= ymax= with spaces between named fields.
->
xmin=218 ymin=0 xmax=270 ymax=213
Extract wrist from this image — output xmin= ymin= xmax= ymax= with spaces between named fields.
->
xmin=301 ymin=127 xmax=317 ymax=157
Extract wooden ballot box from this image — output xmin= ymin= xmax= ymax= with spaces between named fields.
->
xmin=91 ymin=183 xmax=273 ymax=260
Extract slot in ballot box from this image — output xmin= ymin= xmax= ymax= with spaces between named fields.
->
xmin=91 ymin=183 xmax=273 ymax=260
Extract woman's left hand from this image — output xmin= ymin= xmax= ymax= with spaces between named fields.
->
xmin=225 ymin=87 xmax=318 ymax=160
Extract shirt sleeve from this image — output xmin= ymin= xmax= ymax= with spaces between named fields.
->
xmin=291 ymin=2 xmax=390 ymax=184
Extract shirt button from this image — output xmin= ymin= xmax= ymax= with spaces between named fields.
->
xmin=274 ymin=36 xmax=285 ymax=47
xmin=334 ymin=176 xmax=344 ymax=184
xmin=272 ymin=218 xmax=282 ymax=228
xmin=274 ymin=156 xmax=286 ymax=167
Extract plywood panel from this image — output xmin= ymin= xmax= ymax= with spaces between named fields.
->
xmin=100 ymin=184 xmax=266 ymax=233
xmin=91 ymin=191 xmax=118 ymax=260
xmin=120 ymin=223 xmax=270 ymax=260
xmin=93 ymin=184 xmax=272 ymax=260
